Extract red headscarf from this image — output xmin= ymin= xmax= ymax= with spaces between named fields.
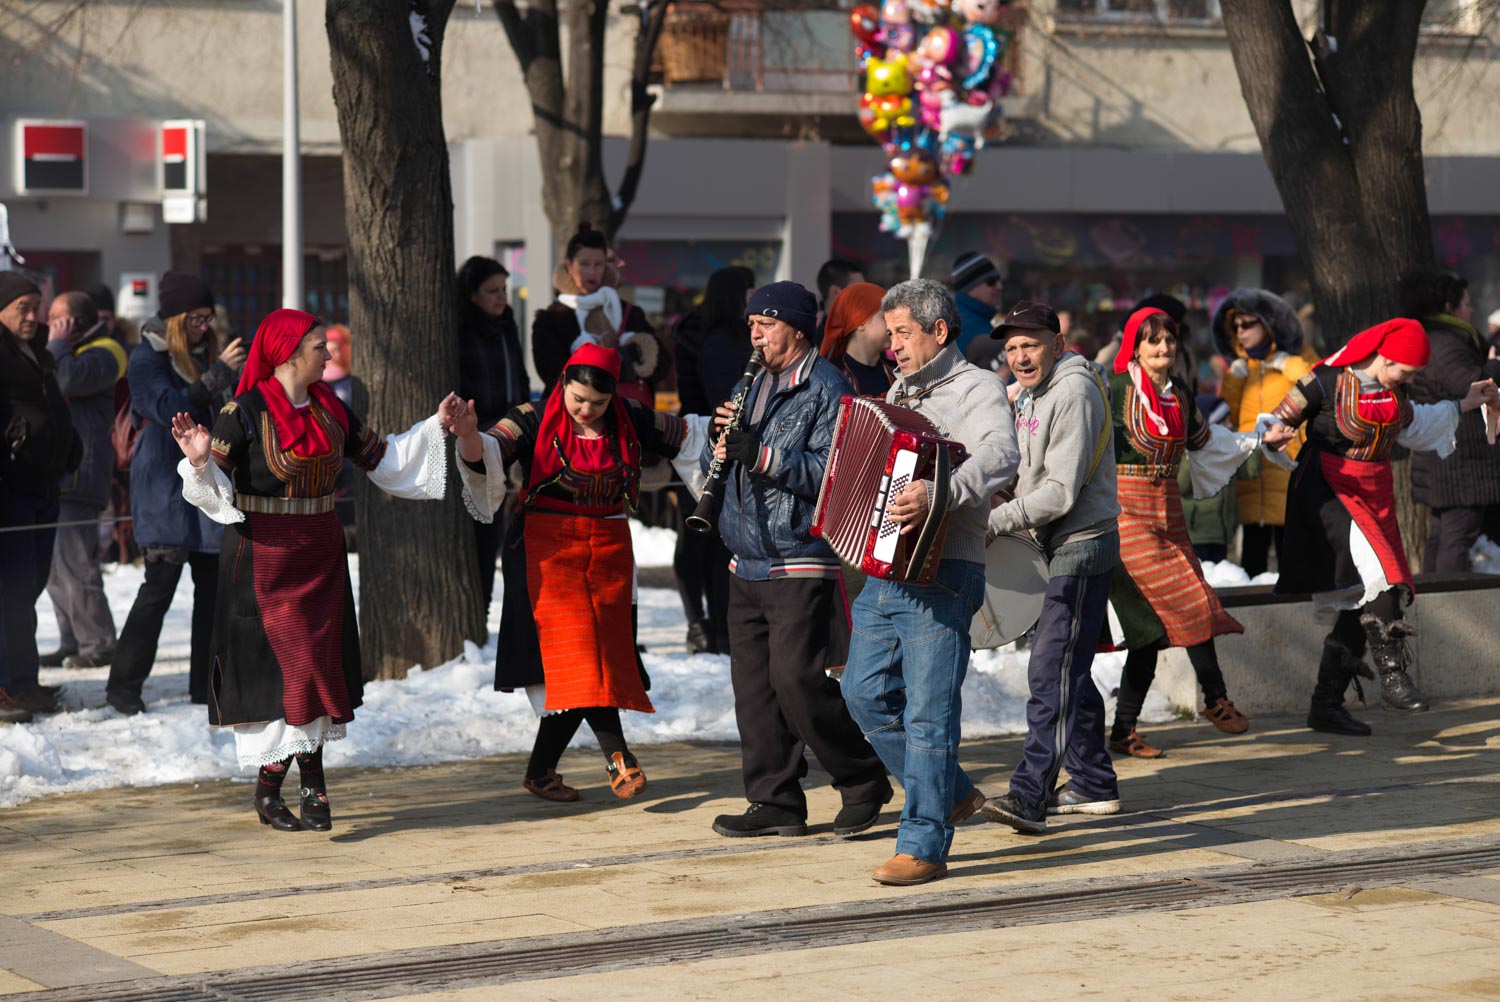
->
xmin=819 ymin=282 xmax=886 ymax=362
xmin=1116 ymin=306 xmax=1175 ymax=437
xmin=237 ymin=308 xmax=347 ymax=458
xmin=527 ymin=343 xmax=641 ymax=510
xmin=1322 ymin=318 xmax=1431 ymax=369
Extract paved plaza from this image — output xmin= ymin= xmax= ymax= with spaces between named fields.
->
xmin=5 ymin=698 xmax=1500 ymax=1000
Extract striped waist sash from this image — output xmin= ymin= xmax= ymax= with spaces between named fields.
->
xmin=235 ymin=493 xmax=336 ymax=516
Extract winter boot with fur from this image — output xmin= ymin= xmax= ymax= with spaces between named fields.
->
xmin=1361 ymin=615 xmax=1428 ymax=712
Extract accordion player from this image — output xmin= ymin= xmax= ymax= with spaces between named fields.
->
xmin=811 ymin=395 xmax=966 ymax=583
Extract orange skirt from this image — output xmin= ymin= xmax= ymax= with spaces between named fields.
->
xmin=524 ymin=512 xmax=654 ymax=714
xmin=1113 ymin=473 xmax=1243 ymax=649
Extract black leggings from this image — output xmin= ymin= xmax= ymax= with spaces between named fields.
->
xmin=526 ymin=707 xmax=629 ymax=780
xmin=1112 ymin=642 xmax=1228 ymax=738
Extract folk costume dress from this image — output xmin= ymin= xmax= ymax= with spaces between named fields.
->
xmin=1268 ymin=319 xmax=1460 ymax=727
xmin=1106 ymin=308 xmax=1263 ymax=753
xmin=178 ymin=309 xmax=448 ymax=768
xmin=457 ymin=343 xmax=707 ymax=717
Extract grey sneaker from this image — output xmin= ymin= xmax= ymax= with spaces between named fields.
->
xmin=1047 ymin=783 xmax=1121 ymax=816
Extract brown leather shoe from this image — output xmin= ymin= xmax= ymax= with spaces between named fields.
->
xmin=606 ymin=752 xmax=647 ymax=799
xmin=949 ymin=789 xmax=986 ymax=825
xmin=1109 ymin=728 xmax=1165 ymax=759
xmin=873 ymin=853 xmax=947 ymax=886
xmin=522 ymin=769 xmax=579 ymax=803
xmin=1201 ymin=696 xmax=1250 ymax=734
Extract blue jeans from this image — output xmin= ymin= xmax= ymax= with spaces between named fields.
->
xmin=842 ymin=558 xmax=985 ymax=864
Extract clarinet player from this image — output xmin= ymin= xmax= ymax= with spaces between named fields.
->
xmin=839 ymin=280 xmax=1020 ymax=886
xmin=706 ymin=282 xmax=892 ymax=840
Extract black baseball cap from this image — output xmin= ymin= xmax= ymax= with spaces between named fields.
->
xmin=991 ymin=300 xmax=1061 ymax=341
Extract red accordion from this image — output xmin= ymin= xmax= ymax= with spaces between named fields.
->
xmin=812 ymin=396 xmax=966 ymax=584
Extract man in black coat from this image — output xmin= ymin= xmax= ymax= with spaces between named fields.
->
xmin=0 ymin=273 xmax=82 ymax=717
xmin=1400 ymin=269 xmax=1500 ymax=572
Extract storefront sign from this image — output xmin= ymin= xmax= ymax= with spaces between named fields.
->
xmin=14 ymin=120 xmax=87 ymax=194
xmin=160 ymin=119 xmax=206 ymax=223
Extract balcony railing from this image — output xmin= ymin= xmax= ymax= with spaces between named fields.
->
xmin=657 ymin=2 xmax=1023 ymax=95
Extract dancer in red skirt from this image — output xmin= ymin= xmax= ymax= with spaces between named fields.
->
xmin=1106 ymin=307 xmax=1295 ymax=758
xmin=172 ymin=308 xmax=454 ymax=832
xmin=1267 ymin=318 xmax=1497 ymax=735
xmin=446 ymin=343 xmax=708 ymax=803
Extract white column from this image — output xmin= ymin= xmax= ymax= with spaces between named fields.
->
xmin=282 ymin=0 xmax=303 ymax=309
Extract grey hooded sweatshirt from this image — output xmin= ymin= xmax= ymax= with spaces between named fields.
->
xmin=988 ymin=351 xmax=1120 ymax=578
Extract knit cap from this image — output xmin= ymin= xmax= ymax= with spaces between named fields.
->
xmin=950 ymin=252 xmax=1001 ymax=294
xmin=746 ymin=281 xmax=818 ymax=336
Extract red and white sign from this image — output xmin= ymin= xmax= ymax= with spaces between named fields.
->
xmin=15 ymin=120 xmax=88 ymax=194
xmin=160 ymin=119 xmax=206 ymax=223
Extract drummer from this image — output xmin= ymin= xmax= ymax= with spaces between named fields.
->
xmin=978 ymin=301 xmax=1124 ymax=835
xmin=840 ymin=279 xmax=1019 ymax=887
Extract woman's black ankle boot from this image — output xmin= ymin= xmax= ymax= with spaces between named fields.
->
xmin=255 ymin=794 xmax=304 ymax=831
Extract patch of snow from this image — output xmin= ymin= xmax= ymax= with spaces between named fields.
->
xmin=10 ymin=527 xmax=1185 ymax=807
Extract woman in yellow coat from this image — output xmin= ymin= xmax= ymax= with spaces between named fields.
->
xmin=1212 ymin=289 xmax=1319 ymax=576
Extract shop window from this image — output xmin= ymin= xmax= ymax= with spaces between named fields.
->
xmin=1420 ymin=0 xmax=1484 ymax=34
xmin=1057 ymin=0 xmax=1221 ymax=23
xmin=200 ymin=245 xmax=348 ymax=338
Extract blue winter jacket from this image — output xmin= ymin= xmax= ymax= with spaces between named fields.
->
xmin=701 ymin=348 xmax=851 ymax=580
xmin=954 ymin=291 xmax=997 ymax=354
xmin=127 ymin=321 xmax=237 ymax=552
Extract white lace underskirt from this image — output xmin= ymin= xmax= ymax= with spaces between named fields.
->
xmin=234 ymin=715 xmax=347 ymax=768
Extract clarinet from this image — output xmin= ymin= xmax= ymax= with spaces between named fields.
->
xmin=686 ymin=350 xmax=765 ymax=534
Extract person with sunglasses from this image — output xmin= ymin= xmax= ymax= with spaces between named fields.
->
xmin=1211 ymin=289 xmax=1319 ymax=577
xmin=106 ymin=272 xmax=245 ymax=716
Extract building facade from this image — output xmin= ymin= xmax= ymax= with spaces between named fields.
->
xmin=2 ymin=0 xmax=1497 ymax=366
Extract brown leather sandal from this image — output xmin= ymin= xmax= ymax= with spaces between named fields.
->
xmin=607 ymin=752 xmax=647 ymax=799
xmin=522 ymin=769 xmax=580 ymax=803
xmin=1109 ymin=728 xmax=1165 ymax=759
xmin=1201 ymin=696 xmax=1250 ymax=734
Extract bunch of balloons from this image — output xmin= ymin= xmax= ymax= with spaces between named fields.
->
xmin=852 ymin=0 xmax=1025 ymax=272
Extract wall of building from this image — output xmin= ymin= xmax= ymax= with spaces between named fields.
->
xmin=0 ymin=0 xmax=641 ymax=154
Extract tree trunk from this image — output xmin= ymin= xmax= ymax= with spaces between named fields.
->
xmin=1221 ymin=0 xmax=1435 ymax=564
xmin=327 ymin=0 xmax=486 ymax=679
xmin=495 ymin=0 xmax=667 ymax=252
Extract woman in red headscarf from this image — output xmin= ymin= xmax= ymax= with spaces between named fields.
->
xmin=1106 ymin=308 xmax=1292 ymax=758
xmin=447 ymin=343 xmax=708 ymax=805
xmin=170 ymin=308 xmax=456 ymax=832
xmin=1266 ymin=318 xmax=1496 ymax=736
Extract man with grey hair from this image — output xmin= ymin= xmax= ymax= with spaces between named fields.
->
xmin=840 ymin=277 xmax=1020 ymax=886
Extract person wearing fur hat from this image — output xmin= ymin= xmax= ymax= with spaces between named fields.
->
xmin=1211 ymin=288 xmax=1319 ymax=577
xmin=1105 ymin=308 xmax=1287 ymax=759
xmin=705 ymin=281 xmax=892 ymax=843
xmin=105 ymin=272 xmax=245 ymax=717
xmin=818 ymin=280 xmax=894 ymax=396
xmin=172 ymin=308 xmax=462 ymax=831
xmin=447 ymin=343 xmax=709 ymax=804
xmin=1266 ymin=319 xmax=1498 ymax=735
xmin=0 ymin=272 xmax=82 ymax=719
xmin=531 ymin=224 xmax=661 ymax=409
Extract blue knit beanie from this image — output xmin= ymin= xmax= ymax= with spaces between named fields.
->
xmin=746 ymin=281 xmax=818 ymax=336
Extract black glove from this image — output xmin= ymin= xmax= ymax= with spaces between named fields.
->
xmin=723 ymin=427 xmax=761 ymax=468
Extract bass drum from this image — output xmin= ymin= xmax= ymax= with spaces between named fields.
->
xmin=970 ymin=531 xmax=1049 ymax=651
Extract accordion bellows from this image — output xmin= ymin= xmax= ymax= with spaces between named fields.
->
xmin=812 ymin=396 xmax=966 ymax=584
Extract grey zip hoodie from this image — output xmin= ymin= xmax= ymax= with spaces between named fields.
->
xmin=989 ymin=351 xmax=1120 ymax=577
xmin=888 ymin=344 xmax=1020 ymax=566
